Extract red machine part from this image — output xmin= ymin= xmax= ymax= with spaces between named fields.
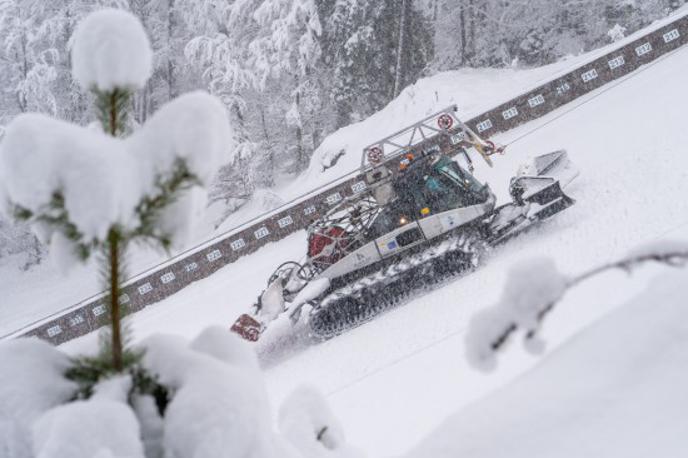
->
xmin=367 ymin=146 xmax=384 ymax=164
xmin=308 ymin=226 xmax=349 ymax=265
xmin=437 ymin=113 xmax=454 ymax=130
xmin=230 ymin=314 xmax=263 ymax=341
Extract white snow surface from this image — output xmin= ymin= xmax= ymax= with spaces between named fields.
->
xmin=407 ymin=268 xmax=688 ymax=458
xmin=71 ymin=9 xmax=153 ymax=92
xmin=189 ymin=325 xmax=261 ymax=372
xmin=126 ymin=90 xmax=234 ymax=248
xmin=32 ymin=376 xmax=144 ymax=458
xmin=0 ymin=339 xmax=76 ymax=457
xmin=126 ymin=91 xmax=234 ymax=186
xmin=131 ymin=394 xmax=164 ymax=458
xmin=465 ymin=257 xmax=568 ymax=371
xmin=279 ymin=386 xmax=363 ymax=458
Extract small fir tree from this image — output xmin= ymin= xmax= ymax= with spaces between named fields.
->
xmin=0 ymin=9 xmax=231 ymax=377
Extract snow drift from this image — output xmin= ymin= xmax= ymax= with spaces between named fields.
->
xmin=407 ymin=268 xmax=688 ymax=458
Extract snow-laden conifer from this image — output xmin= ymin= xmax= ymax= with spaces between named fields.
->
xmin=0 ymin=9 xmax=231 ymax=373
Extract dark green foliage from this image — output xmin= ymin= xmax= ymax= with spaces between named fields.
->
xmin=65 ymin=348 xmax=144 ymax=400
xmin=94 ymin=88 xmax=133 ymax=137
xmin=66 ymin=353 xmax=170 ymax=416
xmin=12 ymin=205 xmax=33 ymax=221
xmin=12 ymin=192 xmax=94 ymax=261
xmin=318 ymin=0 xmax=434 ymax=127
xmin=131 ymin=365 xmax=170 ymax=416
xmin=131 ymin=158 xmax=200 ymax=252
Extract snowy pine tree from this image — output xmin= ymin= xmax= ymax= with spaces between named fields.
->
xmin=321 ymin=0 xmax=433 ymax=126
xmin=0 ymin=9 xmax=232 ymax=372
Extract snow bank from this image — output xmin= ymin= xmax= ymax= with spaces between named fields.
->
xmin=71 ymin=9 xmax=152 ymax=92
xmin=0 ymin=114 xmax=142 ymax=241
xmin=127 ymin=91 xmax=233 ymax=248
xmin=3 ymin=327 xmax=360 ymax=457
xmin=465 ymin=257 xmax=568 ymax=371
xmin=131 ymin=394 xmax=164 ymax=458
xmin=0 ymin=339 xmax=76 ymax=457
xmin=190 ymin=325 xmax=261 ymax=372
xmin=32 ymin=375 xmax=144 ymax=458
xmin=142 ymin=329 xmax=283 ymax=458
xmin=407 ymin=268 xmax=688 ymax=458
xmin=127 ymin=91 xmax=233 ymax=185
xmin=292 ymin=278 xmax=331 ymax=308
xmin=279 ymin=386 xmax=364 ymax=458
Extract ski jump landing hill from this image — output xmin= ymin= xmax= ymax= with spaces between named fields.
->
xmin=9 ymin=14 xmax=688 ymax=345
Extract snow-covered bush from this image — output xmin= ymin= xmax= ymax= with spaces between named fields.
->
xmin=0 ymin=218 xmax=44 ymax=270
xmin=607 ymin=24 xmax=627 ymax=43
xmin=466 ymin=241 xmax=688 ymax=371
xmin=466 ymin=258 xmax=568 ymax=371
xmin=33 ymin=376 xmax=145 ymax=458
xmin=279 ymin=386 xmax=364 ymax=458
xmin=1 ymin=328 xmax=361 ymax=458
xmin=0 ymin=339 xmax=76 ymax=457
xmin=71 ymin=9 xmax=153 ymax=93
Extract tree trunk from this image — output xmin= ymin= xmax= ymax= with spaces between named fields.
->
xmin=468 ymin=0 xmax=476 ymax=63
xmin=296 ymin=106 xmax=304 ymax=170
xmin=294 ymin=75 xmax=305 ymax=171
xmin=108 ymin=230 xmax=123 ymax=371
xmin=393 ymin=0 xmax=408 ymax=98
xmin=259 ymin=107 xmax=275 ymax=187
xmin=107 ymin=90 xmax=124 ymax=372
xmin=459 ymin=2 xmax=467 ymax=64
xmin=167 ymin=0 xmax=177 ymax=101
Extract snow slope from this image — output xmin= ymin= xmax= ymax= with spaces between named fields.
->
xmin=407 ymin=268 xmax=688 ymax=458
xmin=57 ymin=37 xmax=688 ymax=456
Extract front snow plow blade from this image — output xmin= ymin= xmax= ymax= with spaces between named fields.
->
xmin=519 ymin=150 xmax=578 ymax=188
xmin=519 ymin=150 xmax=577 ymax=217
xmin=518 ymin=178 xmax=575 ymax=220
xmin=490 ymin=151 xmax=577 ymax=243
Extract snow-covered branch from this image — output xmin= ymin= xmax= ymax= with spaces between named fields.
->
xmin=466 ymin=241 xmax=688 ymax=371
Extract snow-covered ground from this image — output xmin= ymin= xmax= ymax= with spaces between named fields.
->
xmin=50 ymin=33 xmax=688 ymax=456
xmin=407 ymin=267 xmax=688 ymax=458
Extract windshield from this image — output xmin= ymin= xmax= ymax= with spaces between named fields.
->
xmin=435 ymin=157 xmax=485 ymax=194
